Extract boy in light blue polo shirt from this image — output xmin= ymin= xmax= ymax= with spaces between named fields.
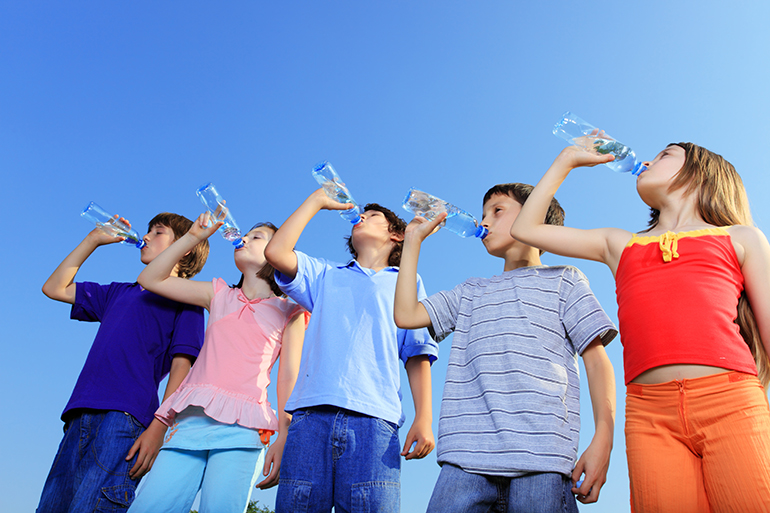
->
xmin=265 ymin=188 xmax=438 ymax=513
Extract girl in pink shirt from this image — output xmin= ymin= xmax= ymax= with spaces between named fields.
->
xmin=128 ymin=212 xmax=307 ymax=513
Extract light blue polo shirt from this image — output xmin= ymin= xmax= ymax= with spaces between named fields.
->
xmin=275 ymin=251 xmax=438 ymax=426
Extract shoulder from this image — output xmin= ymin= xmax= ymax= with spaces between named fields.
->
xmin=727 ymin=225 xmax=770 ymax=267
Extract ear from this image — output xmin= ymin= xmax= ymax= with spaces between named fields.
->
xmin=390 ymin=231 xmax=405 ymax=243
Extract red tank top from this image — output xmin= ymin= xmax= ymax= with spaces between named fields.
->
xmin=615 ymin=227 xmax=757 ymax=384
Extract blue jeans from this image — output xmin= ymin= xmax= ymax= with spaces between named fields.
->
xmin=276 ymin=407 xmax=401 ymax=513
xmin=36 ymin=410 xmax=144 ymax=513
xmin=426 ymin=463 xmax=579 ymax=513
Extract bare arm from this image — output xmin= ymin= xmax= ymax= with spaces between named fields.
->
xmin=126 ymin=354 xmax=195 ymax=479
xmin=394 ymin=214 xmax=446 ymax=329
xmin=510 ymin=147 xmax=631 ymax=273
xmin=264 ymin=189 xmax=353 ymax=280
xmin=257 ymin=312 xmax=307 ymax=489
xmin=573 ymin=338 xmax=616 ymax=504
xmin=137 ymin=213 xmax=219 ymax=310
xmin=731 ymin=225 xmax=770 ymax=359
xmin=401 ymin=355 xmax=434 ymax=460
xmin=42 ymin=224 xmax=128 ymax=304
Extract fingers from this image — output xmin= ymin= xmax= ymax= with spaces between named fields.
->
xmin=401 ymin=435 xmax=435 ymax=460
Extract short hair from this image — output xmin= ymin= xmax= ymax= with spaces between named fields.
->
xmin=232 ymin=222 xmax=284 ymax=297
xmin=147 ymin=213 xmax=209 ymax=279
xmin=345 ymin=203 xmax=406 ymax=267
xmin=483 ymin=183 xmax=565 ymax=227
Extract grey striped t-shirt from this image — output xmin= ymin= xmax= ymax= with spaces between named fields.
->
xmin=421 ymin=265 xmax=616 ymax=477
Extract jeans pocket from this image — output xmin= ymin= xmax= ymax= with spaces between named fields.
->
xmin=351 ymin=481 xmax=400 ymax=513
xmin=94 ymin=484 xmax=135 ymax=512
xmin=374 ymin=417 xmax=398 ymax=436
xmin=288 ymin=409 xmax=311 ymax=428
xmin=276 ymin=478 xmax=312 ymax=513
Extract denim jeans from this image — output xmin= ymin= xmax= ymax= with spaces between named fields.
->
xmin=426 ymin=463 xmax=579 ymax=513
xmin=36 ymin=410 xmax=144 ymax=513
xmin=275 ymin=407 xmax=401 ymax=513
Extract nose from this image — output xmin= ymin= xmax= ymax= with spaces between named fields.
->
xmin=142 ymin=233 xmax=150 ymax=243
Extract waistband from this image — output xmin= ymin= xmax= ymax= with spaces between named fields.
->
xmin=626 ymin=371 xmax=758 ymax=397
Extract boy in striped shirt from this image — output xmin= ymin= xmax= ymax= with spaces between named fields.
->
xmin=394 ymin=183 xmax=617 ymax=512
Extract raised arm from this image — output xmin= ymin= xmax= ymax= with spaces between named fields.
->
xmin=511 ymin=147 xmax=630 ymax=273
xmin=394 ymin=213 xmax=446 ymax=329
xmin=264 ymin=188 xmax=354 ymax=280
xmin=257 ymin=312 xmax=307 ymax=489
xmin=42 ymin=220 xmax=130 ymax=304
xmin=573 ymin=338 xmax=616 ymax=504
xmin=136 ymin=213 xmax=218 ymax=310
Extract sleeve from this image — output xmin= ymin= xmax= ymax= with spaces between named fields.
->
xmin=273 ymin=251 xmax=333 ymax=312
xmin=561 ymin=268 xmax=618 ymax=355
xmin=168 ymin=303 xmax=206 ymax=359
xmin=399 ymin=273 xmax=440 ymax=364
xmin=420 ymin=281 xmax=464 ymax=343
xmin=213 ymin=277 xmax=228 ymax=294
xmin=70 ymin=281 xmax=113 ymax=322
xmin=285 ymin=301 xmax=311 ymax=330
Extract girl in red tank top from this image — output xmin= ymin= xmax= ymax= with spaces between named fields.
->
xmin=512 ymin=139 xmax=770 ymax=512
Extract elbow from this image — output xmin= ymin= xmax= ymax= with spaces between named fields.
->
xmin=41 ymin=282 xmax=54 ymax=300
xmin=394 ymin=310 xmax=407 ymax=329
xmin=264 ymin=240 xmax=280 ymax=267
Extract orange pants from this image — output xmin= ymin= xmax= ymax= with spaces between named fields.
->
xmin=625 ymin=371 xmax=770 ymax=513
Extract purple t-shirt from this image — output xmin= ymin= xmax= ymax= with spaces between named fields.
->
xmin=64 ymin=281 xmax=205 ymax=427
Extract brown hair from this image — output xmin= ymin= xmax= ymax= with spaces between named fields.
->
xmin=147 ymin=213 xmax=209 ymax=279
xmin=646 ymin=143 xmax=768 ymax=387
xmin=345 ymin=203 xmax=406 ymax=267
xmin=483 ymin=183 xmax=565 ymax=255
xmin=232 ymin=222 xmax=283 ymax=297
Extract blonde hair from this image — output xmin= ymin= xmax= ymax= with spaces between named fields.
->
xmin=647 ymin=142 xmax=768 ymax=387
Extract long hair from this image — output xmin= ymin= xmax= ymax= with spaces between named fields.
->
xmin=647 ymin=143 xmax=768 ymax=387
xmin=231 ymin=222 xmax=284 ymax=297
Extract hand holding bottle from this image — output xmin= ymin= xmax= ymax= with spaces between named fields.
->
xmin=188 ymin=212 xmax=225 ymax=243
xmin=404 ymin=211 xmax=448 ymax=244
xmin=81 ymin=202 xmax=147 ymax=249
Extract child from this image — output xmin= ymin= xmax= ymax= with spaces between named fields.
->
xmin=264 ymin=189 xmax=439 ymax=513
xmin=127 ymin=213 xmax=307 ymax=513
xmin=511 ymin=143 xmax=770 ymax=511
xmin=38 ymin=213 xmax=209 ymax=513
xmin=394 ymin=183 xmax=617 ymax=512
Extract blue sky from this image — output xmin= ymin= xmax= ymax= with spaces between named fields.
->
xmin=2 ymin=2 xmax=769 ymax=511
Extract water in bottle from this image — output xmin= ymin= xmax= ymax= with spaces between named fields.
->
xmin=81 ymin=202 xmax=147 ymax=249
xmin=402 ymin=188 xmax=488 ymax=239
xmin=553 ymin=111 xmax=647 ymax=176
xmin=195 ymin=183 xmax=245 ymax=249
xmin=312 ymin=161 xmax=363 ymax=225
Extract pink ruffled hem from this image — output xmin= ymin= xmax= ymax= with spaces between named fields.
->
xmin=156 ymin=383 xmax=278 ymax=431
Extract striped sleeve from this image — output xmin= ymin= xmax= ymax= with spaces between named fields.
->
xmin=561 ymin=268 xmax=617 ymax=354
xmin=421 ymin=283 xmax=463 ymax=343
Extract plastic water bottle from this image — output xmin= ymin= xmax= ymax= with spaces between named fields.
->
xmin=402 ymin=188 xmax=488 ymax=239
xmin=81 ymin=202 xmax=147 ymax=249
xmin=553 ymin=111 xmax=647 ymax=176
xmin=312 ymin=161 xmax=363 ymax=225
xmin=195 ymin=183 xmax=245 ymax=249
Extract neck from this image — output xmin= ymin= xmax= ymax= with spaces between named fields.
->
xmin=240 ymin=273 xmax=274 ymax=300
xmin=354 ymin=244 xmax=393 ymax=272
xmin=503 ymin=245 xmax=542 ymax=272
xmin=653 ymin=191 xmax=706 ymax=232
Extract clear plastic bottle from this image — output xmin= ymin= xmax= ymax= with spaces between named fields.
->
xmin=312 ymin=161 xmax=363 ymax=225
xmin=553 ymin=111 xmax=647 ymax=176
xmin=81 ymin=202 xmax=147 ymax=249
xmin=195 ymin=183 xmax=245 ymax=249
xmin=402 ymin=188 xmax=488 ymax=239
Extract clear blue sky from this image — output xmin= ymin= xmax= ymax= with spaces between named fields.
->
xmin=2 ymin=2 xmax=769 ymax=512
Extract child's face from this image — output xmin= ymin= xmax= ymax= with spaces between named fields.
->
xmin=140 ymin=224 xmax=176 ymax=264
xmin=351 ymin=209 xmax=400 ymax=248
xmin=480 ymin=194 xmax=523 ymax=257
xmin=636 ymin=145 xmax=686 ymax=202
xmin=234 ymin=226 xmax=274 ymax=271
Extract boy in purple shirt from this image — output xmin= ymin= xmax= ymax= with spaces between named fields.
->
xmin=37 ymin=213 xmax=210 ymax=513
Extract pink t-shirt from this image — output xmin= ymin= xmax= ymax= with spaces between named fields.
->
xmin=156 ymin=278 xmax=307 ymax=431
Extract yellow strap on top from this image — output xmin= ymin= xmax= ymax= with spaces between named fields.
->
xmin=659 ymin=231 xmax=680 ymax=263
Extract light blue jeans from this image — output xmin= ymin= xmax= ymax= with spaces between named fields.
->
xmin=426 ymin=463 xmax=579 ymax=513
xmin=36 ymin=410 xmax=144 ymax=513
xmin=127 ymin=446 xmax=266 ymax=513
xmin=276 ymin=407 xmax=401 ymax=513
